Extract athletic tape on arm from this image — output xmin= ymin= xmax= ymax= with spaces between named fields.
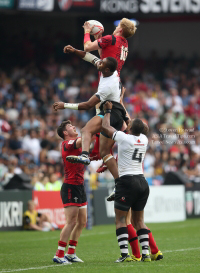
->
xmin=103 ymin=154 xmax=113 ymax=163
xmin=83 ymin=52 xmax=100 ymax=65
xmin=64 ymin=103 xmax=79 ymax=110
xmin=96 ymin=108 xmax=101 ymax=115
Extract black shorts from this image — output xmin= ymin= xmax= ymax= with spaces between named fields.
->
xmin=61 ymin=183 xmax=87 ymax=208
xmin=99 ymin=109 xmax=124 ymax=138
xmin=114 ymin=175 xmax=149 ymax=212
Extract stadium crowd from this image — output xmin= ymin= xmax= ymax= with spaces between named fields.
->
xmin=0 ymin=33 xmax=200 ymax=190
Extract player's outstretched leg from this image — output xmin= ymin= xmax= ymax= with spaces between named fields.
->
xmin=107 ymin=187 xmax=115 ymax=201
xmin=66 ymin=116 xmax=102 ymax=165
xmin=89 ymin=133 xmax=101 ymax=161
xmin=100 ymin=134 xmax=119 ymax=179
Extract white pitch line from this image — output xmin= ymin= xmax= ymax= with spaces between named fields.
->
xmin=0 ymin=265 xmax=68 ymax=273
xmin=163 ymin=247 xmax=200 ymax=253
xmin=1 ymin=247 xmax=200 ymax=273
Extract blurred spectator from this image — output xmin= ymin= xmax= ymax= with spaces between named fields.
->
xmin=8 ymin=129 xmax=24 ymax=158
xmin=23 ymin=200 xmax=58 ymax=231
xmin=22 ymin=129 xmax=41 ymax=164
xmin=166 ymin=88 xmax=183 ymax=113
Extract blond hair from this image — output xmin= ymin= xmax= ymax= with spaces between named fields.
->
xmin=120 ymin=18 xmax=137 ymax=39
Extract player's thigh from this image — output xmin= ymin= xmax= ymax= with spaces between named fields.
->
xmin=115 ymin=208 xmax=128 ymax=225
xmin=64 ymin=206 xmax=79 ymax=223
xmin=99 ymin=133 xmax=115 ymax=156
xmin=77 ymin=207 xmax=87 ymax=226
xmin=131 ymin=176 xmax=149 ymax=213
xmin=81 ymin=116 xmax=102 ymax=135
xmin=114 ymin=177 xmax=132 ymax=212
xmin=120 ymin=121 xmax=127 ymax=132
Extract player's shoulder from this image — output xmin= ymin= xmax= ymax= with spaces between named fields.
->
xmin=113 ymin=130 xmax=126 ymax=140
xmin=61 ymin=139 xmax=77 ymax=151
xmin=62 ymin=138 xmax=79 ymax=145
xmin=100 ymin=34 xmax=113 ymax=42
xmin=103 ymin=34 xmax=113 ymax=38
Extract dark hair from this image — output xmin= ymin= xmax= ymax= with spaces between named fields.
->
xmin=106 ymin=57 xmax=118 ymax=72
xmin=131 ymin=119 xmax=144 ymax=135
xmin=57 ymin=120 xmax=71 ymax=139
xmin=142 ymin=123 xmax=149 ymax=136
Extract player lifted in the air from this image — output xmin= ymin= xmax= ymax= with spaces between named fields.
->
xmin=83 ymin=18 xmax=136 ymax=76
xmin=83 ymin=18 xmax=136 ymax=170
xmin=53 ymin=52 xmax=129 ymax=181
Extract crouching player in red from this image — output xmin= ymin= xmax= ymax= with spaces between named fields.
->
xmin=53 ymin=120 xmax=87 ymax=264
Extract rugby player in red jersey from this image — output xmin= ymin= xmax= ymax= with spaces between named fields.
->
xmin=83 ymin=18 xmax=136 ymax=77
xmin=83 ymin=18 xmax=136 ymax=166
xmin=53 ymin=120 xmax=87 ymax=264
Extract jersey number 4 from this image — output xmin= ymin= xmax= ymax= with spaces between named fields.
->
xmin=120 ymin=46 xmax=128 ymax=61
xmin=132 ymin=148 xmax=142 ymax=163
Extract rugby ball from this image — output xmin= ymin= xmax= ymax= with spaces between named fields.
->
xmin=87 ymin=20 xmax=104 ymax=36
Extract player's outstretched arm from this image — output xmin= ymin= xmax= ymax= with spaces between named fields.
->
xmin=94 ymin=33 xmax=103 ymax=58
xmin=83 ymin=22 xmax=101 ymax=52
xmin=102 ymin=102 xmax=116 ymax=138
xmin=53 ymin=94 xmax=100 ymax=111
xmin=63 ymin=45 xmax=100 ymax=67
xmin=75 ymin=138 xmax=82 ymax=148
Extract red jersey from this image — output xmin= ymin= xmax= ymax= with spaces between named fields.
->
xmin=98 ymin=35 xmax=128 ymax=76
xmin=61 ymin=138 xmax=85 ymax=185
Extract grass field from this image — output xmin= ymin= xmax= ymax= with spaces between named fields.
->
xmin=0 ymin=219 xmax=200 ymax=273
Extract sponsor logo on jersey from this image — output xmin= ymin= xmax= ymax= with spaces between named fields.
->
xmin=120 ymin=197 xmax=126 ymax=202
xmin=74 ymin=197 xmax=78 ymax=202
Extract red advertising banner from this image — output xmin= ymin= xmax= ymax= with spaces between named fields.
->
xmin=33 ymin=191 xmax=65 ymax=228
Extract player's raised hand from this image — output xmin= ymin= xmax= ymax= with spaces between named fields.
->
xmin=63 ymin=45 xmax=75 ymax=54
xmin=83 ymin=21 xmax=94 ymax=34
xmin=53 ymin=102 xmax=65 ymax=111
xmin=104 ymin=101 xmax=113 ymax=110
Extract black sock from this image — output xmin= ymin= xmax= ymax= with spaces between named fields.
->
xmin=116 ymin=227 xmax=128 ymax=257
xmin=82 ymin=151 xmax=89 ymax=158
xmin=137 ymin=229 xmax=149 ymax=257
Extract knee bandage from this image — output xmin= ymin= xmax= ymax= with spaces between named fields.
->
xmin=103 ymin=154 xmax=113 ymax=163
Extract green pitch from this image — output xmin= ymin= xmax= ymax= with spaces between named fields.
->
xmin=0 ymin=219 xmax=200 ymax=273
